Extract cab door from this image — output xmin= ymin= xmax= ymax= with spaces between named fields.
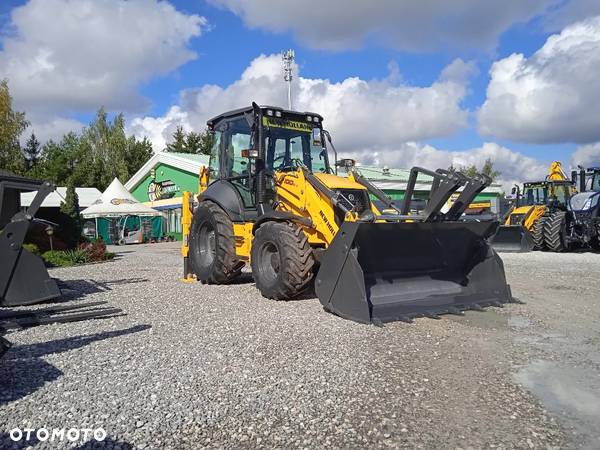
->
xmin=220 ymin=117 xmax=256 ymax=211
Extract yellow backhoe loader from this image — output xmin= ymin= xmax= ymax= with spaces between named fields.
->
xmin=493 ymin=162 xmax=574 ymax=252
xmin=182 ymin=104 xmax=513 ymax=324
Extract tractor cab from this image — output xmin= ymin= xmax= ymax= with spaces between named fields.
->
xmin=205 ymin=104 xmax=333 ymax=215
xmin=519 ymin=181 xmax=572 ymax=208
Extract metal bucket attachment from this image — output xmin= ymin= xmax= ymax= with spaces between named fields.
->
xmin=0 ymin=177 xmax=61 ymax=306
xmin=491 ymin=225 xmax=534 ymax=253
xmin=0 ymin=245 xmax=61 ymax=306
xmin=315 ymin=221 xmax=512 ymax=324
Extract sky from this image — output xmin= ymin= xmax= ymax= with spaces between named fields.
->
xmin=2 ymin=0 xmax=600 ymax=188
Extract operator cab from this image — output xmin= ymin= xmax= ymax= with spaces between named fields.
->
xmin=520 ymin=181 xmax=571 ymax=208
xmin=205 ymin=105 xmax=332 ymax=211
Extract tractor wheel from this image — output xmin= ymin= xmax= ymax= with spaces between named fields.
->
xmin=544 ymin=211 xmax=568 ymax=253
xmin=531 ymin=217 xmax=547 ymax=251
xmin=189 ymin=201 xmax=243 ymax=283
xmin=251 ymin=221 xmax=315 ymax=300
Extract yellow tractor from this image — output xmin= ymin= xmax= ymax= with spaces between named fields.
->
xmin=182 ymin=103 xmax=512 ymax=324
xmin=493 ymin=162 xmax=574 ymax=252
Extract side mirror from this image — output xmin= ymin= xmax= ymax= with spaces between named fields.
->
xmin=511 ymin=187 xmax=517 ymax=195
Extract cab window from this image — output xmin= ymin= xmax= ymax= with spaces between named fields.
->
xmin=208 ymin=130 xmax=222 ymax=183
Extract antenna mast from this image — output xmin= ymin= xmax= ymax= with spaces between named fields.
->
xmin=282 ymin=49 xmax=295 ymax=110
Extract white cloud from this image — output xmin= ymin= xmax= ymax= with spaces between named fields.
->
xmin=571 ymin=143 xmax=600 ymax=168
xmin=209 ymin=0 xmax=555 ymax=51
xmin=478 ymin=16 xmax=600 ymax=144
xmin=129 ymin=52 xmax=545 ymax=191
xmin=0 ymin=0 xmax=206 ymax=136
xmin=22 ymin=115 xmax=85 ymax=145
xmin=129 ymin=53 xmax=474 ymax=151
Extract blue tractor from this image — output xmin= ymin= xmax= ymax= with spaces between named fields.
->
xmin=543 ymin=167 xmax=600 ymax=252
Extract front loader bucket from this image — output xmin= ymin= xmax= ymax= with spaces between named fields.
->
xmin=0 ymin=245 xmax=61 ymax=306
xmin=0 ymin=177 xmax=61 ymax=306
xmin=315 ymin=221 xmax=512 ymax=324
xmin=491 ymin=225 xmax=534 ymax=253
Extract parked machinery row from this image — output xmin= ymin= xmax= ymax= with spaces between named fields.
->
xmin=493 ymin=163 xmax=600 ymax=253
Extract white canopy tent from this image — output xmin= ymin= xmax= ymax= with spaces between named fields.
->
xmin=81 ymin=179 xmax=162 ymax=244
xmin=81 ymin=178 xmax=161 ymax=218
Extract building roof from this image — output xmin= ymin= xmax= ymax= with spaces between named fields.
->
xmin=125 ymin=151 xmax=209 ymax=192
xmin=21 ymin=187 xmax=102 ymax=208
xmin=82 ymin=178 xmax=161 ymax=218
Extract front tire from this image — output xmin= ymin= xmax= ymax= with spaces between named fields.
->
xmin=251 ymin=222 xmax=315 ymax=299
xmin=531 ymin=217 xmax=546 ymax=251
xmin=544 ymin=211 xmax=568 ymax=252
xmin=189 ymin=201 xmax=242 ymax=283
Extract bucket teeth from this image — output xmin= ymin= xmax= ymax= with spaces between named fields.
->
xmin=470 ymin=304 xmax=484 ymax=312
xmin=492 ymin=301 xmax=505 ymax=308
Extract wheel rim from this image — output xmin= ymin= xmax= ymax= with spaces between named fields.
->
xmin=259 ymin=241 xmax=280 ymax=283
xmin=197 ymin=222 xmax=216 ymax=267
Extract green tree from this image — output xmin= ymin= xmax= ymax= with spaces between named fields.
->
xmin=125 ymin=136 xmax=153 ymax=177
xmin=23 ymin=132 xmax=41 ymax=173
xmin=36 ymin=107 xmax=153 ymax=190
xmin=0 ymin=79 xmax=28 ymax=174
xmin=458 ymin=158 xmax=501 ymax=182
xmin=59 ymin=180 xmax=81 ymax=247
xmin=165 ymin=126 xmax=186 ymax=153
xmin=184 ymin=131 xmax=202 ymax=154
xmin=39 ymin=133 xmax=86 ymax=187
xmin=198 ymin=129 xmax=214 ymax=155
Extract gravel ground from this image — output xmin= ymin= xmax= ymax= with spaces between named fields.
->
xmin=0 ymin=242 xmax=598 ymax=449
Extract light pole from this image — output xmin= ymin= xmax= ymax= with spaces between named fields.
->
xmin=282 ymin=49 xmax=295 ymax=110
xmin=45 ymin=225 xmax=54 ymax=251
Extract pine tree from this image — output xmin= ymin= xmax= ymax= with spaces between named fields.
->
xmin=459 ymin=158 xmax=500 ymax=182
xmin=198 ymin=129 xmax=215 ymax=155
xmin=59 ymin=180 xmax=82 ymax=247
xmin=184 ymin=131 xmax=202 ymax=154
xmin=165 ymin=126 xmax=187 ymax=153
xmin=23 ymin=133 xmax=41 ymax=172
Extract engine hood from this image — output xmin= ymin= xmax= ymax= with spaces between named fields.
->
xmin=313 ymin=173 xmax=367 ymax=190
xmin=570 ymin=191 xmax=600 ymax=211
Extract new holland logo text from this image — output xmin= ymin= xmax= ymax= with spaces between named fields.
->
xmin=319 ymin=210 xmax=335 ymax=235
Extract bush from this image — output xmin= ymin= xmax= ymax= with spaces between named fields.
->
xmin=42 ymin=240 xmax=114 ymax=267
xmin=42 ymin=249 xmax=89 ymax=267
xmin=22 ymin=243 xmax=40 ymax=256
xmin=79 ymin=239 xmax=111 ymax=262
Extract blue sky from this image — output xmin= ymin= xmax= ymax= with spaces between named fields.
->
xmin=2 ymin=0 xmax=600 ymax=183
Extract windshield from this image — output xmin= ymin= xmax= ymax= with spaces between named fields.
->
xmin=264 ymin=120 xmax=330 ymax=173
xmin=551 ymin=184 xmax=570 ymax=206
xmin=522 ymin=185 xmax=547 ymax=206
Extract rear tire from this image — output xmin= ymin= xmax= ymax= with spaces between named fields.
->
xmin=531 ymin=217 xmax=546 ymax=251
xmin=544 ymin=211 xmax=568 ymax=252
xmin=251 ymin=221 xmax=315 ymax=300
xmin=189 ymin=201 xmax=242 ymax=283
